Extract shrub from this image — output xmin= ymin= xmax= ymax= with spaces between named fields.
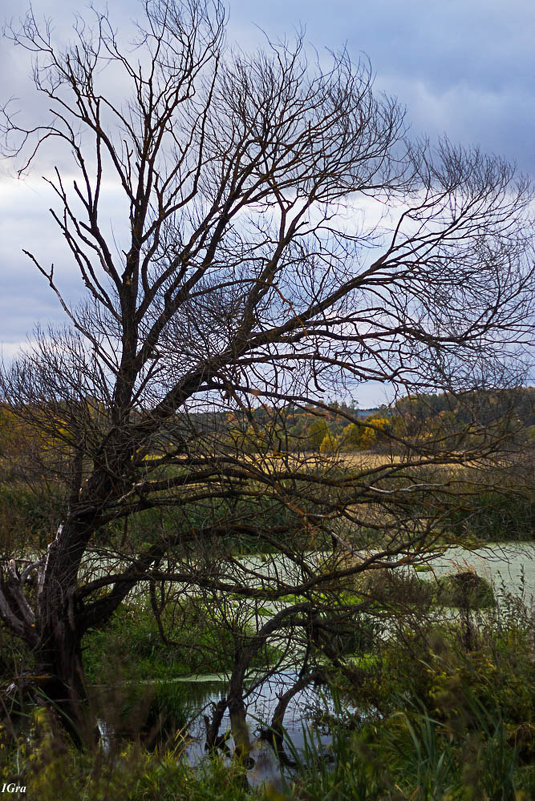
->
xmin=434 ymin=570 xmax=495 ymax=609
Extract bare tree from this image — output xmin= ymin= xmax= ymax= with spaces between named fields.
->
xmin=0 ymin=0 xmax=533 ymax=740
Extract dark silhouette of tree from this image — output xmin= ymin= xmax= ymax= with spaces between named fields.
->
xmin=0 ymin=0 xmax=533 ymax=742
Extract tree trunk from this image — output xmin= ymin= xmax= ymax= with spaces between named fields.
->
xmin=203 ymin=698 xmax=229 ymax=753
xmin=267 ymin=672 xmax=318 ymax=766
xmin=227 ymin=656 xmax=251 ymax=761
xmin=32 ymin=512 xmax=102 ymax=746
xmin=33 ymin=619 xmax=94 ymax=747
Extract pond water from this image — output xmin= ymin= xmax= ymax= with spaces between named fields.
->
xmin=176 ymin=541 xmax=535 ymax=781
xmin=176 ymin=669 xmax=337 ymax=790
xmin=235 ymin=542 xmax=535 ymax=599
xmin=96 ymin=541 xmax=535 ymax=789
xmin=424 ymin=541 xmax=535 ymax=602
xmin=98 ymin=670 xmax=330 ymax=790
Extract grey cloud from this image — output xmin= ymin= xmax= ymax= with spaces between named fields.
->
xmin=0 ymin=178 xmax=101 ymax=343
xmin=1 ymin=0 xmax=534 ymax=404
xmin=229 ymin=0 xmax=535 ymax=172
xmin=4 ymin=0 xmax=533 ymax=169
xmin=379 ymin=77 xmax=535 ymax=170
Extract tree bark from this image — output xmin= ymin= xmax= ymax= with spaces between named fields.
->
xmin=31 ymin=512 xmax=102 ymax=745
xmin=203 ymin=698 xmax=229 ymax=753
xmin=32 ymin=629 xmax=91 ymax=746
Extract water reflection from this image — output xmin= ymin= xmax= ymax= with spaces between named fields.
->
xmin=183 ymin=669 xmax=335 ymax=785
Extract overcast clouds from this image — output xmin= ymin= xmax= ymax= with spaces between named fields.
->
xmin=1 ymin=0 xmax=534 ymax=406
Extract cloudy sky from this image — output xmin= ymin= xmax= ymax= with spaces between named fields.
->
xmin=1 ymin=0 xmax=534 ymax=406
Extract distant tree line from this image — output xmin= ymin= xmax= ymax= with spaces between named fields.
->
xmin=2 ymin=388 xmax=534 ymax=466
